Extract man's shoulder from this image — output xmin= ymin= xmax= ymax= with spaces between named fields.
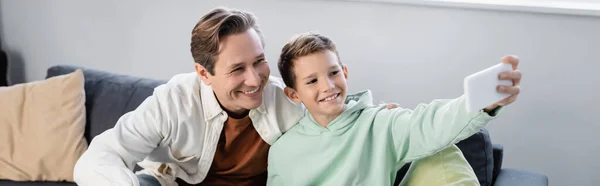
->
xmin=152 ymin=72 xmax=200 ymax=102
xmin=266 ymin=76 xmax=286 ymax=89
xmin=263 ymin=76 xmax=288 ymax=100
xmin=260 ymin=76 xmax=305 ymax=132
xmin=261 ymin=76 xmax=286 ymax=99
xmin=164 ymin=72 xmax=200 ymax=89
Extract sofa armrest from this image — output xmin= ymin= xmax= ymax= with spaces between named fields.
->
xmin=492 ymin=144 xmax=504 ymax=183
xmin=493 ymin=168 xmax=548 ymax=186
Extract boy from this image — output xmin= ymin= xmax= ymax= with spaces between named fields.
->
xmin=267 ymin=32 xmax=522 ymax=185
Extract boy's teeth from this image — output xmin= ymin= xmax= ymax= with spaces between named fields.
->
xmin=323 ymin=94 xmax=338 ymax=101
xmin=243 ymin=88 xmax=258 ymax=94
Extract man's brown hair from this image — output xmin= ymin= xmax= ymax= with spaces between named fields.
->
xmin=190 ymin=7 xmax=264 ymax=75
xmin=278 ymin=32 xmax=342 ymax=89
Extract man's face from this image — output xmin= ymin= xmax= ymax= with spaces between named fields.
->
xmin=196 ymin=28 xmax=270 ymax=115
xmin=285 ymin=50 xmax=348 ymax=118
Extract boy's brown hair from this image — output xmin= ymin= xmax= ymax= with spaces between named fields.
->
xmin=278 ymin=33 xmax=342 ymax=89
xmin=190 ymin=7 xmax=264 ymax=75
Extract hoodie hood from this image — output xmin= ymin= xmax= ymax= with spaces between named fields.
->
xmin=300 ymin=90 xmax=375 ymax=134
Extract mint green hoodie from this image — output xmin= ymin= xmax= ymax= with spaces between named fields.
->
xmin=267 ymin=90 xmax=501 ymax=186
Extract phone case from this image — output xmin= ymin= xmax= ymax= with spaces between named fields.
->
xmin=463 ymin=63 xmax=513 ymax=113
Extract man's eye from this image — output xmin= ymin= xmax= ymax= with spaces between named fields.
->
xmin=330 ymin=70 xmax=340 ymax=76
xmin=232 ymin=68 xmax=243 ymax=73
xmin=254 ymin=58 xmax=266 ymax=65
xmin=307 ymin=79 xmax=317 ymax=84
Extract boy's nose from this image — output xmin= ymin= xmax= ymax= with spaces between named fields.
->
xmin=321 ymin=79 xmax=335 ymax=93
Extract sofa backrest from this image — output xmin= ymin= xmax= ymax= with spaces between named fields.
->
xmin=46 ymin=65 xmax=166 ymax=143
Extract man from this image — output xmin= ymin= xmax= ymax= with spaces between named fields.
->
xmin=74 ymin=7 xmax=304 ymax=186
xmin=73 ymin=7 xmax=395 ymax=186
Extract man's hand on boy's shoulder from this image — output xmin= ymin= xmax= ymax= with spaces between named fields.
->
xmin=484 ymin=55 xmax=522 ymax=113
xmin=385 ymin=103 xmax=400 ymax=110
xmin=379 ymin=103 xmax=400 ymax=110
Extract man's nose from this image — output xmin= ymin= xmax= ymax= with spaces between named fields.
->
xmin=244 ymin=68 xmax=261 ymax=87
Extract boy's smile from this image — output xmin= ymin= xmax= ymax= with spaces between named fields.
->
xmin=319 ymin=92 xmax=341 ymax=103
xmin=284 ymin=50 xmax=349 ymax=127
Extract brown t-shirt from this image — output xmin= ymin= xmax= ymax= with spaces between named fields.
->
xmin=177 ymin=115 xmax=270 ymax=186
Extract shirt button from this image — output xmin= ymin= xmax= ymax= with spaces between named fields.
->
xmin=261 ymin=130 xmax=268 ymax=136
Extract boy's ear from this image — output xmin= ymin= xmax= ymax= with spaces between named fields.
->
xmin=195 ymin=63 xmax=212 ymax=85
xmin=342 ymin=64 xmax=349 ymax=79
xmin=284 ymin=87 xmax=302 ymax=104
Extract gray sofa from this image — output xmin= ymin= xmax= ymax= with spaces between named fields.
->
xmin=0 ymin=65 xmax=549 ymax=186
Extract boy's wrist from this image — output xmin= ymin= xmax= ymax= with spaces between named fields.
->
xmin=483 ymin=106 xmax=502 ymax=116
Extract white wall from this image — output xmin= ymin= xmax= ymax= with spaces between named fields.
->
xmin=1 ymin=0 xmax=598 ymax=185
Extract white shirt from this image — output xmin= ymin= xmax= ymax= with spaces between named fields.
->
xmin=73 ymin=72 xmax=305 ymax=186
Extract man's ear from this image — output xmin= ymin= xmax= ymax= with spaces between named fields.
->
xmin=284 ymin=87 xmax=301 ymax=104
xmin=342 ymin=64 xmax=349 ymax=79
xmin=195 ymin=63 xmax=212 ymax=85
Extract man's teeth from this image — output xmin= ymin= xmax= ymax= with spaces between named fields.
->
xmin=243 ymin=88 xmax=258 ymax=94
xmin=323 ymin=94 xmax=338 ymax=101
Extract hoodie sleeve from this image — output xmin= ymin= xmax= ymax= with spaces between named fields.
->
xmin=375 ymin=95 xmax=502 ymax=164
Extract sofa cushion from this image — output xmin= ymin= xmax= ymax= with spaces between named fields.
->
xmin=0 ymin=180 xmax=76 ymax=186
xmin=456 ymin=128 xmax=494 ymax=186
xmin=398 ymin=145 xmax=479 ymax=185
xmin=0 ymin=70 xmax=88 ymax=182
xmin=46 ymin=65 xmax=166 ymax=142
xmin=394 ymin=129 xmax=494 ymax=186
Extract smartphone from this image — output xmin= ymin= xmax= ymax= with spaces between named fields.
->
xmin=463 ymin=63 xmax=513 ymax=113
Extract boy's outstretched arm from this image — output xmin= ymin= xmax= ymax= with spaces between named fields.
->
xmin=386 ymin=55 xmax=522 ymax=164
xmin=381 ymin=96 xmax=501 ymax=165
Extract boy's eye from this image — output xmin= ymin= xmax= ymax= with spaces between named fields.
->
xmin=330 ymin=70 xmax=340 ymax=76
xmin=306 ymin=79 xmax=317 ymax=85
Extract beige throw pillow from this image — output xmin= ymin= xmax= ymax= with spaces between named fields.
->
xmin=0 ymin=69 xmax=88 ymax=182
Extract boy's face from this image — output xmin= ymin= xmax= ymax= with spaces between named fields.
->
xmin=285 ymin=50 xmax=348 ymax=118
